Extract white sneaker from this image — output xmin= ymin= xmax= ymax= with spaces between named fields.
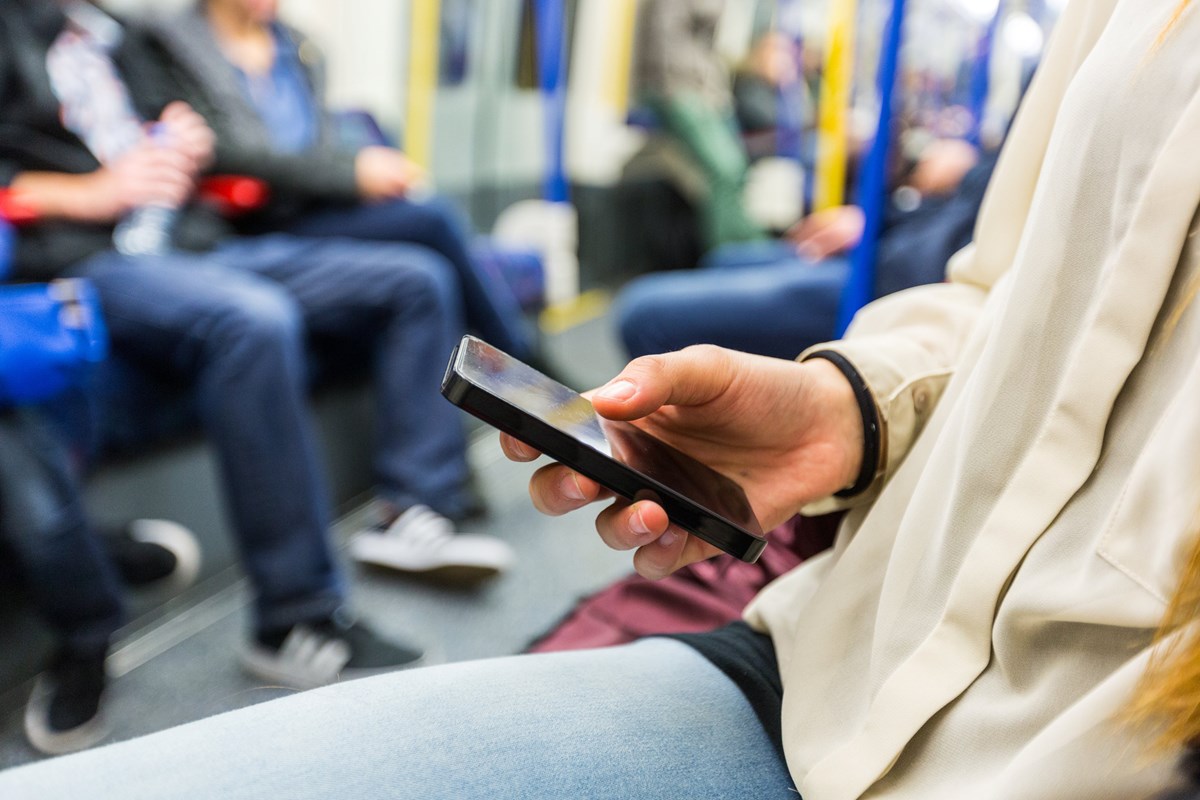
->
xmin=350 ymin=505 xmax=515 ymax=583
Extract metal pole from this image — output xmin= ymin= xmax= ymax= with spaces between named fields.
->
xmin=835 ymin=0 xmax=907 ymax=336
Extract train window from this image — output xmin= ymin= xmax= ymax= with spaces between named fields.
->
xmin=439 ymin=0 xmax=473 ymax=86
xmin=514 ymin=0 xmax=579 ymax=90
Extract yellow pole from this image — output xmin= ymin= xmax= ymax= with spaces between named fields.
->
xmin=405 ymin=0 xmax=442 ymax=168
xmin=604 ymin=0 xmax=638 ymax=115
xmin=813 ymin=0 xmax=856 ymax=211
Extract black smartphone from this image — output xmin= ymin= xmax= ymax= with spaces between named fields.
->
xmin=441 ymin=335 xmax=767 ymax=563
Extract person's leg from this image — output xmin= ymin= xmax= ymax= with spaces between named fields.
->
xmin=284 ymin=197 xmax=535 ymax=358
xmin=614 ymin=256 xmax=850 ymax=360
xmin=0 ymin=410 xmax=124 ymax=655
xmin=0 ymin=639 xmax=797 ymax=800
xmin=702 ymin=240 xmax=804 ymax=272
xmin=209 ymin=235 xmax=473 ymax=519
xmin=75 ymin=250 xmax=344 ymax=633
xmin=0 ymin=409 xmax=124 ymax=753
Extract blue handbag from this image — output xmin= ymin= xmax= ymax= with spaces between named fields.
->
xmin=0 ymin=276 xmax=109 ymax=408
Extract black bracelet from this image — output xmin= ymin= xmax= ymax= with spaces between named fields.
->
xmin=803 ymin=350 xmax=881 ymax=499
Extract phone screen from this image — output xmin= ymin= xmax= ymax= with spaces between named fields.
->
xmin=456 ymin=337 xmax=763 ymax=537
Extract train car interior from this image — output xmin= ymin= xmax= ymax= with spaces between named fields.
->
xmin=21 ymin=1 xmax=1191 ymax=797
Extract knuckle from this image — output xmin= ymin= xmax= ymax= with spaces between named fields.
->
xmin=624 ymin=353 xmax=664 ymax=376
xmin=680 ymin=343 xmax=726 ymax=364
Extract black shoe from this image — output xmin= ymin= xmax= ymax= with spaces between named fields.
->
xmin=240 ymin=612 xmax=424 ymax=690
xmin=102 ymin=519 xmax=201 ymax=590
xmin=24 ymin=649 xmax=109 ymax=755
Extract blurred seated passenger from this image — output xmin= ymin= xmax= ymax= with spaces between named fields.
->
xmin=133 ymin=0 xmax=536 ymax=363
xmin=614 ymin=139 xmax=992 ymax=360
xmin=0 ymin=0 xmax=507 ymax=688
xmin=631 ymin=0 xmax=764 ymax=251
xmin=733 ymin=32 xmax=814 ymax=163
xmin=0 ymin=409 xmax=198 ymax=755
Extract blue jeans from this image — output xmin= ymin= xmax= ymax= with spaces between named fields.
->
xmin=0 ymin=410 xmax=124 ymax=655
xmin=0 ymin=639 xmax=797 ymax=799
xmin=285 ymin=197 xmax=535 ymax=359
xmin=614 ymin=241 xmax=849 ymax=361
xmin=75 ymin=235 xmax=471 ymax=629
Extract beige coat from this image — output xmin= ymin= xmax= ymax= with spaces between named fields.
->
xmin=745 ymin=0 xmax=1200 ymax=797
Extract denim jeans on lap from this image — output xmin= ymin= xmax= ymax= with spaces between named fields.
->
xmin=614 ymin=240 xmax=849 ymax=361
xmin=0 ymin=410 xmax=124 ymax=654
xmin=74 ymin=234 xmax=470 ymax=629
xmin=0 ymin=638 xmax=798 ymax=799
xmin=284 ymin=197 xmax=535 ymax=359
xmin=205 ymin=236 xmax=474 ymax=519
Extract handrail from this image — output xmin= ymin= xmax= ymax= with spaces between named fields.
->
xmin=835 ymin=0 xmax=909 ymax=336
xmin=536 ymin=0 xmax=570 ymax=203
xmin=0 ymin=177 xmax=269 ymax=224
xmin=0 ymin=189 xmax=40 ymax=226
xmin=813 ymin=0 xmax=856 ymax=212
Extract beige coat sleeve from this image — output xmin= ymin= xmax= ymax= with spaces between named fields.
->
xmin=801 ymin=0 xmax=1119 ymax=512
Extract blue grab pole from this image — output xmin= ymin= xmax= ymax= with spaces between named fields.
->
xmin=967 ymin=4 xmax=1002 ymax=146
xmin=535 ymin=0 xmax=570 ymax=203
xmin=834 ymin=0 xmax=907 ymax=337
xmin=0 ymin=220 xmax=14 ymax=282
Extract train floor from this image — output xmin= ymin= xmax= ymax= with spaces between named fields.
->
xmin=0 ymin=309 xmax=634 ymax=771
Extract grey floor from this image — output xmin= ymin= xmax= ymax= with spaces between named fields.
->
xmin=0 ymin=314 xmax=633 ymax=772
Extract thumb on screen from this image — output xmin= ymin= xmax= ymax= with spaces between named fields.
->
xmin=590 ymin=346 xmax=737 ymax=422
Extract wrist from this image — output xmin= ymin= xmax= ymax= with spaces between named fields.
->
xmin=803 ymin=351 xmax=879 ymax=497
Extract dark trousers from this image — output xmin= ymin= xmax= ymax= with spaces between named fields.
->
xmin=75 ymin=234 xmax=470 ymax=629
xmin=0 ymin=409 xmax=124 ymax=655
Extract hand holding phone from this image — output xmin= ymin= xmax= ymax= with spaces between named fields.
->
xmin=445 ymin=337 xmax=865 ymax=577
xmin=443 ymin=336 xmax=767 ymax=562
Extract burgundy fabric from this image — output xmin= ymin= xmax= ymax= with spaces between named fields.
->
xmin=527 ymin=513 xmax=843 ymax=653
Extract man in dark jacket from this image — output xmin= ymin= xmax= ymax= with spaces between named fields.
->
xmin=0 ymin=0 xmax=509 ymax=740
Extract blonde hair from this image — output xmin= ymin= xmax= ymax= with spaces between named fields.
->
xmin=1127 ymin=529 xmax=1200 ymax=752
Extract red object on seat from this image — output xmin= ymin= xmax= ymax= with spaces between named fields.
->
xmin=0 ymin=189 xmax=40 ymax=225
xmin=198 ymin=176 xmax=269 ymax=216
xmin=526 ymin=513 xmax=843 ymax=653
xmin=0 ymin=179 xmax=269 ymax=224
